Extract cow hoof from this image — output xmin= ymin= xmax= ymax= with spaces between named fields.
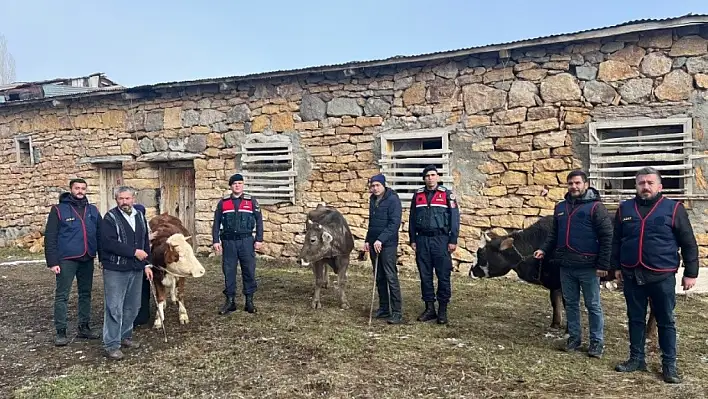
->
xmin=311 ymin=301 xmax=322 ymax=309
xmin=153 ymin=321 xmax=163 ymax=330
xmin=179 ymin=316 xmax=189 ymax=325
xmin=340 ymin=302 xmax=350 ymax=310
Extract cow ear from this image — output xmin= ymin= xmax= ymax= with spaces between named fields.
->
xmin=322 ymin=230 xmax=333 ymax=244
xmin=499 ymin=237 xmax=514 ymax=251
xmin=307 ymin=219 xmax=313 ymax=226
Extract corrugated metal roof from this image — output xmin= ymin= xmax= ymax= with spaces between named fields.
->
xmin=1 ymin=13 xmax=707 ymax=108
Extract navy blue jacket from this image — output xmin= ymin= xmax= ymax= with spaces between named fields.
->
xmin=541 ymin=187 xmax=613 ymax=270
xmin=44 ymin=192 xmax=101 ymax=267
xmin=99 ymin=207 xmax=151 ymax=272
xmin=365 ymin=188 xmax=402 ymax=247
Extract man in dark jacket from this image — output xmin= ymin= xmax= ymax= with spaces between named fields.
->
xmin=99 ymin=186 xmax=153 ymax=360
xmin=408 ymin=165 xmax=460 ymax=325
xmin=612 ymin=167 xmax=699 ymax=384
xmin=44 ymin=178 xmax=102 ymax=346
xmin=534 ymin=170 xmax=613 ymax=357
xmin=364 ymin=174 xmax=403 ymax=324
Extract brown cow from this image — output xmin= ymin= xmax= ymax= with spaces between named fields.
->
xmin=148 ymin=213 xmax=206 ymax=329
xmin=298 ymin=204 xmax=355 ymax=310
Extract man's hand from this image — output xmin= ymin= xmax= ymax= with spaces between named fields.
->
xmin=410 ymin=243 xmax=416 ymax=251
xmin=134 ymin=249 xmax=148 ymax=261
xmin=254 ymin=241 xmax=263 ymax=251
xmin=50 ymin=265 xmax=61 ymax=275
xmin=213 ymin=243 xmax=222 ymax=255
xmin=682 ymin=277 xmax=697 ymax=291
xmin=448 ymin=243 xmax=457 ymax=253
xmin=374 ymin=240 xmax=383 ymax=253
xmin=614 ymin=270 xmax=623 ymax=281
xmin=363 ymin=243 xmax=370 ymax=253
xmin=144 ymin=267 xmax=153 ymax=282
xmin=596 ymin=270 xmax=608 ymax=278
xmin=149 ymin=231 xmax=158 ymax=241
xmin=533 ymin=250 xmax=545 ymax=259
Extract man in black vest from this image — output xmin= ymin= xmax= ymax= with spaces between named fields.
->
xmin=534 ymin=170 xmax=613 ymax=357
xmin=612 ymin=167 xmax=698 ymax=384
xmin=212 ymin=173 xmax=264 ymax=315
xmin=44 ymin=178 xmax=102 ymax=346
xmin=99 ymin=186 xmax=153 ymax=360
xmin=364 ymin=174 xmax=403 ymax=324
xmin=408 ymin=165 xmax=460 ymax=325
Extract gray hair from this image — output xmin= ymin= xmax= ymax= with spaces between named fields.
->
xmin=114 ymin=186 xmax=137 ymax=199
xmin=636 ymin=167 xmax=661 ymax=182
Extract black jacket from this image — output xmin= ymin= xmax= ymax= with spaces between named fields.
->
xmin=44 ymin=193 xmax=101 ymax=267
xmin=99 ymin=207 xmax=151 ymax=272
xmin=611 ymin=193 xmax=699 ymax=284
xmin=541 ymin=187 xmax=613 ymax=270
xmin=365 ymin=188 xmax=402 ymax=247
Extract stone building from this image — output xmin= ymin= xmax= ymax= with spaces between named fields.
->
xmin=1 ymin=14 xmax=708 ymax=272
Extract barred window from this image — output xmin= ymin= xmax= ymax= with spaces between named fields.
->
xmin=240 ymin=140 xmax=296 ymax=205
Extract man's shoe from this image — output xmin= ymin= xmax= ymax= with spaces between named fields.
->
xmin=662 ymin=364 xmax=681 ymax=384
xmin=244 ymin=295 xmax=257 ymax=314
xmin=417 ymin=302 xmax=437 ymax=322
xmin=387 ymin=312 xmax=403 ymax=325
xmin=563 ymin=338 xmax=581 ymax=352
xmin=615 ymin=358 xmax=648 ymax=372
xmin=587 ymin=341 xmax=604 ymax=358
xmin=437 ymin=303 xmax=448 ymax=325
xmin=120 ymin=339 xmax=140 ymax=349
xmin=54 ymin=329 xmax=70 ymax=347
xmin=77 ymin=324 xmax=100 ymax=340
xmin=219 ymin=296 xmax=237 ymax=315
xmin=374 ymin=308 xmax=390 ymax=319
xmin=104 ymin=349 xmax=124 ymax=360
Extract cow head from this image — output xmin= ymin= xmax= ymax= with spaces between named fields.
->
xmin=164 ymin=233 xmax=206 ymax=278
xmin=469 ymin=232 xmax=518 ymax=279
xmin=299 ymin=219 xmax=334 ymax=266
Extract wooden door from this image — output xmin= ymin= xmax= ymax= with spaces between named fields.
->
xmin=159 ymin=167 xmax=196 ymax=246
xmin=99 ymin=167 xmax=124 ymax=215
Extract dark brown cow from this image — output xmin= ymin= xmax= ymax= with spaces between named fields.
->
xmin=148 ymin=213 xmax=206 ymax=329
xmin=298 ymin=204 xmax=355 ymax=310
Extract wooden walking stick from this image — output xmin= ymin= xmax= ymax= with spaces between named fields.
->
xmin=149 ymin=278 xmax=168 ymax=343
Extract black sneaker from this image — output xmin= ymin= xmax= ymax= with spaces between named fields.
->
xmin=662 ymin=364 xmax=681 ymax=384
xmin=54 ymin=329 xmax=69 ymax=347
xmin=387 ymin=312 xmax=403 ymax=325
xmin=615 ymin=358 xmax=648 ymax=372
xmin=563 ymin=338 xmax=581 ymax=352
xmin=587 ymin=341 xmax=604 ymax=358
xmin=374 ymin=308 xmax=391 ymax=319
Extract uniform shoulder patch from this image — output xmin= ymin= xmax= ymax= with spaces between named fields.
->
xmin=416 ymin=187 xmax=425 ymax=193
xmin=242 ymin=194 xmax=252 ymax=200
xmin=222 ymin=194 xmax=231 ymax=200
xmin=436 ymin=185 xmax=447 ymax=192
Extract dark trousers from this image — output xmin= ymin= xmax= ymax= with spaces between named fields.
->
xmin=370 ymin=244 xmax=402 ymax=313
xmin=54 ymin=259 xmax=95 ymax=332
xmin=222 ymin=237 xmax=257 ymax=297
xmin=102 ymin=269 xmax=143 ymax=351
xmin=623 ymin=273 xmax=677 ymax=365
xmin=415 ymin=235 xmax=452 ymax=304
xmin=133 ymin=275 xmax=151 ymax=326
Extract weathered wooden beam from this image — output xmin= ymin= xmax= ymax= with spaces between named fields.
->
xmin=136 ymin=152 xmax=205 ymax=162
xmin=77 ymin=155 xmax=133 ymax=165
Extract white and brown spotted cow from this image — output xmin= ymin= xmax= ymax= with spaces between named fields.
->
xmin=148 ymin=213 xmax=206 ymax=329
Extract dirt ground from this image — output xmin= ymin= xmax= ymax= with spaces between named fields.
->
xmin=1 ymin=248 xmax=708 ymax=399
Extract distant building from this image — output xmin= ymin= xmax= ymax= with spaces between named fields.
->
xmin=0 ymin=73 xmax=121 ymax=103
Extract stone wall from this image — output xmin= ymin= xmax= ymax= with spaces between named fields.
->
xmin=1 ymin=25 xmax=708 ymax=271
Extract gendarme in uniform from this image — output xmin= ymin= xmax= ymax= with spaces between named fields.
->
xmin=212 ymin=173 xmax=264 ymax=315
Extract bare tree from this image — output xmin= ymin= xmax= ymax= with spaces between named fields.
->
xmin=0 ymin=34 xmax=17 ymax=85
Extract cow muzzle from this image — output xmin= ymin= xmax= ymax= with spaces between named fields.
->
xmin=192 ymin=267 xmax=206 ymax=278
xmin=300 ymin=259 xmax=310 ymax=267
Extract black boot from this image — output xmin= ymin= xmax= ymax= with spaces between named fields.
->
xmin=437 ymin=302 xmax=448 ymax=325
xmin=417 ymin=302 xmax=437 ymax=322
xmin=374 ymin=308 xmax=391 ymax=319
xmin=244 ymin=295 xmax=257 ymax=314
xmin=387 ymin=312 xmax=403 ymax=325
xmin=219 ymin=296 xmax=237 ymax=315
xmin=662 ymin=364 xmax=681 ymax=384
xmin=77 ymin=323 xmax=100 ymax=340
xmin=55 ymin=329 xmax=69 ymax=347
xmin=615 ymin=358 xmax=648 ymax=372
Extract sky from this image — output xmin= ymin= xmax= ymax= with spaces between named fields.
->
xmin=1 ymin=1 xmax=707 ymax=88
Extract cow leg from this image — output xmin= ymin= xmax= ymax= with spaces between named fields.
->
xmin=336 ymin=257 xmax=350 ymax=310
xmin=321 ymin=263 xmax=329 ymax=290
xmin=312 ymin=261 xmax=325 ymax=309
xmin=177 ymin=277 xmax=189 ymax=325
xmin=550 ymin=288 xmax=564 ymax=330
xmin=153 ymin=282 xmax=167 ymax=330
xmin=646 ymin=296 xmax=658 ymax=353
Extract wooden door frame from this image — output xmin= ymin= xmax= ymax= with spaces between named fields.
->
xmin=98 ymin=163 xmax=124 ymax=215
xmin=157 ymin=162 xmax=197 ymax=248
